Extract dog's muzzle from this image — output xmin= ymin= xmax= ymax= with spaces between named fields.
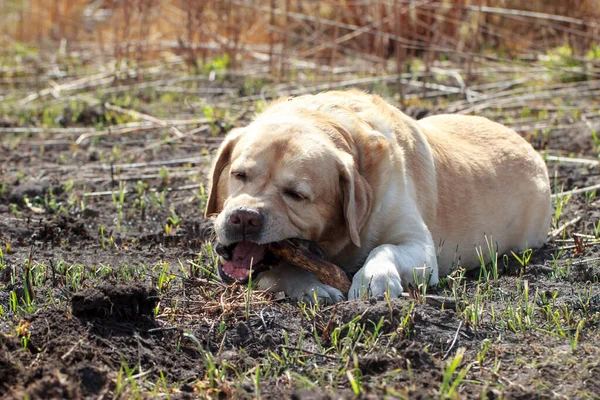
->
xmin=222 ymin=206 xmax=265 ymax=244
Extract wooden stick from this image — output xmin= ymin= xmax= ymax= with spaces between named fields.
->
xmin=401 ymin=292 xmax=458 ymax=309
xmin=265 ymin=239 xmax=460 ymax=307
xmin=267 ymin=239 xmax=351 ymax=294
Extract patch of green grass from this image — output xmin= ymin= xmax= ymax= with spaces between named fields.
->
xmin=240 ymin=78 xmax=266 ymax=96
xmin=591 ymin=129 xmax=599 ymax=153
xmin=503 ymin=280 xmax=537 ymax=333
xmin=202 ymin=54 xmax=230 ymax=75
xmin=512 ymin=248 xmax=533 ymax=273
xmin=440 ymin=347 xmax=470 ymax=399
xmin=202 ymin=104 xmax=233 ymax=135
xmin=553 ymin=191 xmax=572 ymax=229
xmin=593 ymin=220 xmax=600 ymax=238
xmin=155 ymin=261 xmax=174 ymax=293
xmin=113 ymin=360 xmax=141 ymax=399
xmin=0 ymin=247 xmax=5 ymax=271
xmin=542 ymin=44 xmax=588 ymax=82
xmin=475 ymin=235 xmax=500 ymax=282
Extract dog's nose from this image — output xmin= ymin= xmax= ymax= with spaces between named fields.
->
xmin=229 ymin=207 xmax=263 ymax=231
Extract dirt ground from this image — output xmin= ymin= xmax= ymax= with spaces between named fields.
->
xmin=1 ymin=54 xmax=600 ymax=399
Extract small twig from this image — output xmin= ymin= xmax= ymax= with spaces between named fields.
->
xmin=104 ymin=102 xmax=169 ymax=127
xmin=82 ymin=170 xmax=200 ymax=184
xmin=24 ymin=244 xmax=36 ymax=302
xmin=129 ymin=369 xmax=155 ymax=381
xmin=103 ymin=103 xmax=206 ymax=140
xmin=278 ymin=345 xmax=339 ymax=360
xmin=61 ymin=339 xmax=84 ymax=361
xmin=74 ymin=118 xmax=209 ymax=145
xmin=120 ymin=125 xmax=210 ymax=158
xmin=18 ymin=72 xmax=113 ymax=105
xmin=550 ymin=216 xmax=582 ymax=239
xmin=400 ymin=292 xmax=458 ymax=309
xmin=83 ymin=183 xmax=202 ymax=198
xmin=545 ymin=155 xmax=600 ymax=167
xmin=442 ymin=321 xmax=463 ymax=361
xmin=95 ymin=156 xmax=208 ymax=171
xmin=74 ymin=123 xmax=156 ymax=145
xmin=558 ymin=241 xmax=600 ymax=251
xmin=147 ymin=326 xmax=179 ymax=334
xmin=0 ymin=127 xmax=89 ymax=134
xmin=553 ymin=184 xmax=600 ymax=199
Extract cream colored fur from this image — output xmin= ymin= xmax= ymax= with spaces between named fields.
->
xmin=206 ymin=90 xmax=552 ymax=303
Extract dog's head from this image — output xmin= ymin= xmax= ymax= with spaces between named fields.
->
xmin=205 ymin=107 xmax=373 ymax=282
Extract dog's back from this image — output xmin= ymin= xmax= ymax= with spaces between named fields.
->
xmin=416 ymin=114 xmax=551 ymax=271
xmin=263 ymin=90 xmax=551 ymax=273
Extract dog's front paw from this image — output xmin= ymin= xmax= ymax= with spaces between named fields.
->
xmin=348 ymin=269 xmax=403 ymax=300
xmin=255 ymin=265 xmax=346 ymax=304
xmin=288 ymin=282 xmax=346 ymax=305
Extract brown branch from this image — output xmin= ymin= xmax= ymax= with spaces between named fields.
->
xmin=267 ymin=239 xmax=351 ymax=295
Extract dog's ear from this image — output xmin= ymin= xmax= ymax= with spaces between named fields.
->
xmin=339 ymin=154 xmax=373 ymax=247
xmin=205 ymin=129 xmax=243 ymax=217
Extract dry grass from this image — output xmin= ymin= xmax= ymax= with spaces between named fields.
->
xmin=1 ymin=1 xmax=598 ymax=73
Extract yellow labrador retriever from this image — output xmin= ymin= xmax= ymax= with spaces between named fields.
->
xmin=205 ymin=90 xmax=551 ymax=303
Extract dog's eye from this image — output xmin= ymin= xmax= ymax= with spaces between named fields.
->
xmin=284 ymin=189 xmax=305 ymax=201
xmin=231 ymin=171 xmax=247 ymax=181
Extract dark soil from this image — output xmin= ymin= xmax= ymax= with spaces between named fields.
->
xmin=71 ymin=282 xmax=159 ymax=318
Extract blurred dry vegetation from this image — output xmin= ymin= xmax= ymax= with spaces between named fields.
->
xmin=2 ymin=0 xmax=599 ymax=76
xmin=1 ymin=1 xmax=599 ymax=164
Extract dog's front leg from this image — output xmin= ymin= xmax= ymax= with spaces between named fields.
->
xmin=256 ymin=264 xmax=346 ymax=304
xmin=348 ymin=240 xmax=439 ymax=300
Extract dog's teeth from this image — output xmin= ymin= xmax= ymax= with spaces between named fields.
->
xmin=220 ymin=267 xmax=234 ymax=279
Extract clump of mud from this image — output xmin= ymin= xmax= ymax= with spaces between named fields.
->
xmin=0 ymin=335 xmax=23 ymax=393
xmin=71 ymin=282 xmax=158 ymax=318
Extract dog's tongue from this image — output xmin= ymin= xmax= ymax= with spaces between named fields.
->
xmin=222 ymin=241 xmax=266 ymax=280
